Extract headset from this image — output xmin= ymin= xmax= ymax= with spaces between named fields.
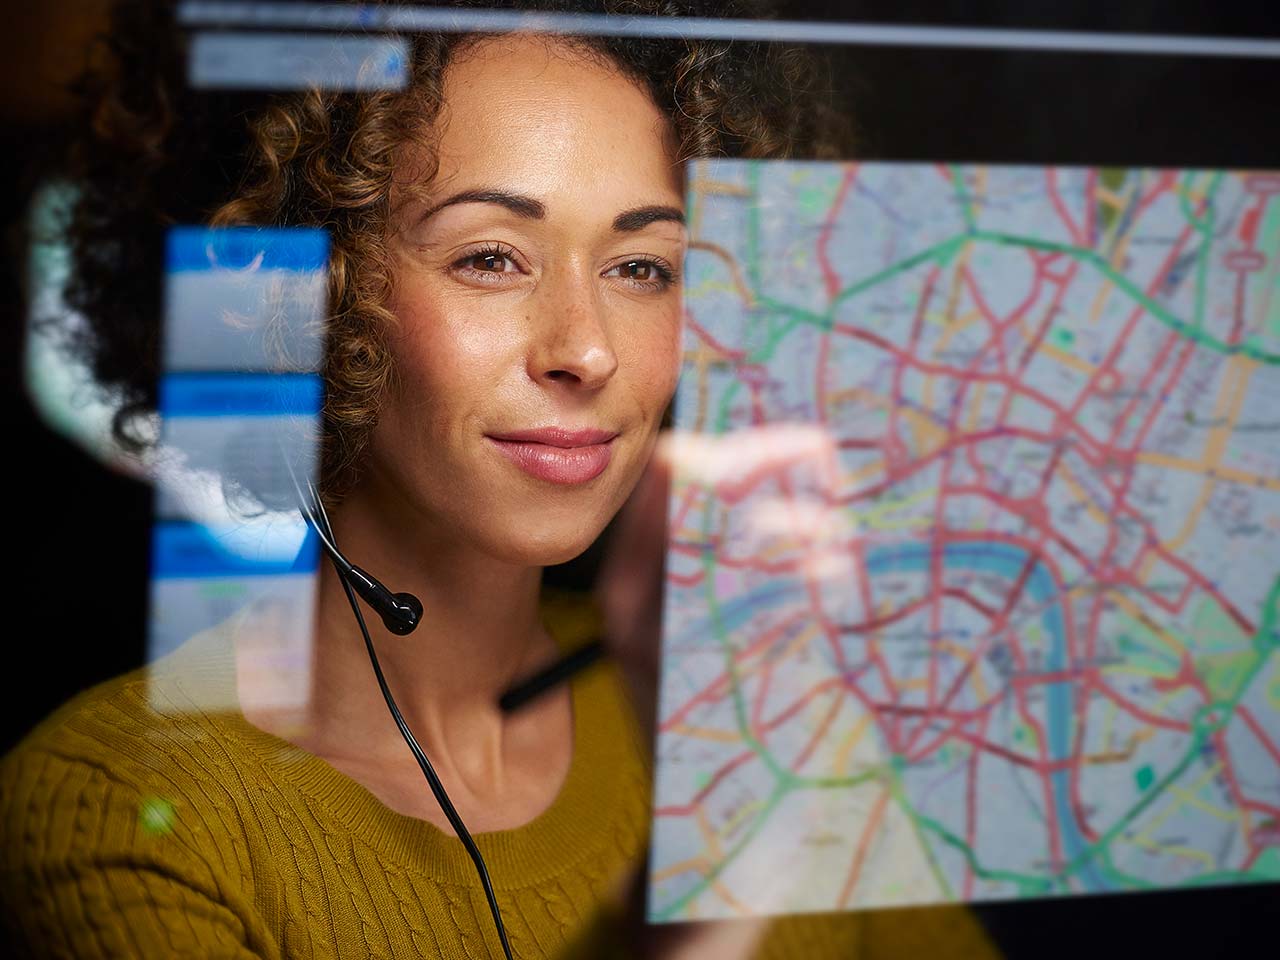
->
xmin=292 ymin=477 xmax=515 ymax=960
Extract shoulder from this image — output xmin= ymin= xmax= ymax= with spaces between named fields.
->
xmin=0 ymin=635 xmax=284 ymax=956
xmin=3 ymin=620 xmax=256 ymax=817
xmin=0 ymin=622 xmax=271 ymax=893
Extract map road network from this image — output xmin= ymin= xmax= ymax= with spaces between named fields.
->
xmin=649 ymin=160 xmax=1280 ymax=919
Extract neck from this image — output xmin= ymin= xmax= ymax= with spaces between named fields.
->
xmin=291 ymin=480 xmax=554 ymax=767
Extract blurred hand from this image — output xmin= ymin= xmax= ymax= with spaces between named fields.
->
xmin=596 ymin=424 xmax=841 ymax=745
xmin=592 ymin=426 xmax=841 ymax=960
xmin=595 ymin=432 xmax=674 ymax=745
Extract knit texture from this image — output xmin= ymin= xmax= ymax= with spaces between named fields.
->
xmin=1 ymin=591 xmax=999 ymax=959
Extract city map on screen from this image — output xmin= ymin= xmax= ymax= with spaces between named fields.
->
xmin=649 ymin=160 xmax=1280 ymax=920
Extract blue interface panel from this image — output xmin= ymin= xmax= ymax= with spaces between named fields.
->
xmin=148 ymin=227 xmax=328 ymax=713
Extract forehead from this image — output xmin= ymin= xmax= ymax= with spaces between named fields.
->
xmin=426 ymin=35 xmax=683 ymax=208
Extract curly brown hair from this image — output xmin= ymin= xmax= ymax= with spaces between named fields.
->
xmin=66 ymin=0 xmax=851 ymax=497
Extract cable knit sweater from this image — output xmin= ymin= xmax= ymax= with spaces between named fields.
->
xmin=0 ymin=592 xmax=999 ymax=958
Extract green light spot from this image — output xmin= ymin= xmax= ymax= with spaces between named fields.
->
xmin=139 ymin=797 xmax=176 ymax=835
xmin=1134 ymin=765 xmax=1155 ymax=793
xmin=1051 ymin=327 xmax=1076 ymax=348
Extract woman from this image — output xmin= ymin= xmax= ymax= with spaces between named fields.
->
xmin=2 ymin=1 xmax=1000 ymax=957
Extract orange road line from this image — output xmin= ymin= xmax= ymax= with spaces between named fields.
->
xmin=671 ymin=723 xmax=744 ymax=744
xmin=690 ymin=178 xmax=752 ymax=198
xmin=938 ymin=637 xmax=990 ymax=702
xmin=1104 ymin=590 xmax=1189 ymax=660
xmin=695 ymin=805 xmax=723 ymax=861
xmin=652 ymin=856 xmax=711 ymax=883
xmin=1056 ymin=460 xmax=1114 ymax=529
xmin=690 ymin=240 xmax=757 ymax=308
xmin=1036 ymin=341 xmax=1097 ymax=376
xmin=1136 ymin=453 xmax=1280 ymax=492
xmin=833 ymin=712 xmax=873 ymax=777
xmin=1159 ymin=355 xmax=1259 ymax=554
xmin=835 ymin=784 xmax=892 ymax=909
xmin=710 ymin=881 xmax=754 ymax=917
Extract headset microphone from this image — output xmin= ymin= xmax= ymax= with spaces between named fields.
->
xmin=342 ymin=564 xmax=423 ymax=636
xmin=305 ymin=525 xmax=423 ymax=636
xmin=282 ymin=467 xmax=422 ymax=635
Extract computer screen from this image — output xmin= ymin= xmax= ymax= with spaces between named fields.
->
xmin=6 ymin=3 xmax=1279 ymax=958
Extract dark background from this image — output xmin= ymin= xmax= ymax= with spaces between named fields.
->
xmin=2 ymin=2 xmax=1276 ymax=956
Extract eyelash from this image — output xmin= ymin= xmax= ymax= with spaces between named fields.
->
xmin=611 ymin=255 xmax=679 ymax=290
xmin=449 ymin=244 xmax=679 ymax=291
xmin=451 ymin=242 xmax=522 ymax=285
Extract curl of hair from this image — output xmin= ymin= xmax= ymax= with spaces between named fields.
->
xmin=64 ymin=0 xmax=851 ymax=497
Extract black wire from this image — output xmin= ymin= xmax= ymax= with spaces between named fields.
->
xmin=499 ymin=640 xmax=604 ymax=713
xmin=314 ymin=509 xmax=515 ymax=960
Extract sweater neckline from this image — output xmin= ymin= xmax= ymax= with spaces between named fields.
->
xmin=164 ymin=595 xmax=624 ymax=889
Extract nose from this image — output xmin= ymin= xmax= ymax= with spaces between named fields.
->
xmin=526 ymin=263 xmax=619 ymax=390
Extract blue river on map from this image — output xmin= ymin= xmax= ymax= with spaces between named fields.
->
xmin=864 ymin=541 xmax=1109 ymax=892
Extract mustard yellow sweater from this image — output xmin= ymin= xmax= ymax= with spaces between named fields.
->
xmin=0 ymin=593 xmax=1000 ymax=958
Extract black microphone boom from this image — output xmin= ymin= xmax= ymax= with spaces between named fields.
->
xmin=344 ymin=564 xmax=423 ymax=636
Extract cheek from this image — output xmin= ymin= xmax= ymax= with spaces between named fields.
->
xmin=623 ymin=306 xmax=683 ymax=409
xmin=387 ymin=284 xmax=520 ymax=405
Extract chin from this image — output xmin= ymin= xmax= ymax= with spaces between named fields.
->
xmin=481 ymin=505 xmax=614 ymax=568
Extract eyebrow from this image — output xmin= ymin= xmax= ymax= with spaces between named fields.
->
xmin=612 ymin=205 xmax=686 ymax=232
xmin=417 ymin=191 xmax=685 ymax=232
xmin=419 ymin=189 xmax=546 ymax=223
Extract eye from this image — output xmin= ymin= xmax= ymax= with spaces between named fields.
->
xmin=450 ymin=243 xmax=524 ymax=285
xmin=617 ymin=260 xmax=654 ymax=281
xmin=605 ymin=256 xmax=677 ymax=290
xmin=466 ymin=252 xmax=514 ymax=273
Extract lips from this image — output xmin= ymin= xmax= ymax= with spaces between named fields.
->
xmin=485 ymin=426 xmax=618 ymax=485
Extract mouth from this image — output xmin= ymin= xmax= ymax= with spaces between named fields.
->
xmin=485 ymin=427 xmax=619 ymax=485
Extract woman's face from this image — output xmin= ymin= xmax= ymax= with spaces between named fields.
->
xmin=372 ymin=36 xmax=686 ymax=566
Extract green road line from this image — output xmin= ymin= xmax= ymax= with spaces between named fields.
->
xmin=735 ymin=226 xmax=1279 ymax=370
xmin=698 ymin=545 xmax=788 ymax=782
xmin=1184 ymin=868 xmax=1276 ymax=888
xmin=1219 ymin=575 xmax=1280 ymax=715
xmin=653 ymin=781 xmax=788 ymax=921
xmin=1048 ymin=578 xmax=1276 ymax=885
xmin=1060 ymin=736 xmax=1202 ymax=879
xmin=745 ymin=237 xmax=964 ymax=364
xmin=888 ymin=774 xmax=956 ymax=898
xmin=1095 ymin=847 xmax=1159 ymax=891
xmin=949 ymin=164 xmax=978 ymax=233
xmin=972 ymin=230 xmax=1280 ymax=365
xmin=792 ymin=768 xmax=886 ymax=791
xmin=829 ymin=236 xmax=967 ymax=315
xmin=1180 ymin=171 xmax=1225 ymax=334
xmin=712 ymin=380 xmax=741 ymax=433
xmin=909 ymin=809 xmax=1052 ymax=897
xmin=1248 ymin=576 xmax=1280 ymax=661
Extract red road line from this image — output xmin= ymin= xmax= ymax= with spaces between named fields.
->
xmin=654 ymin=748 xmax=757 ymax=818
xmin=817 ymin=165 xmax=859 ymax=301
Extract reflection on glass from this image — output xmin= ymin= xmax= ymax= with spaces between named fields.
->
xmin=148 ymin=226 xmax=328 ymax=715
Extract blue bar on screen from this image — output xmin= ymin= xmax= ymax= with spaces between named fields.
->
xmin=159 ymin=372 xmax=324 ymax=418
xmin=165 ymin=226 xmax=330 ymax=273
xmin=151 ymin=520 xmax=321 ymax=579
